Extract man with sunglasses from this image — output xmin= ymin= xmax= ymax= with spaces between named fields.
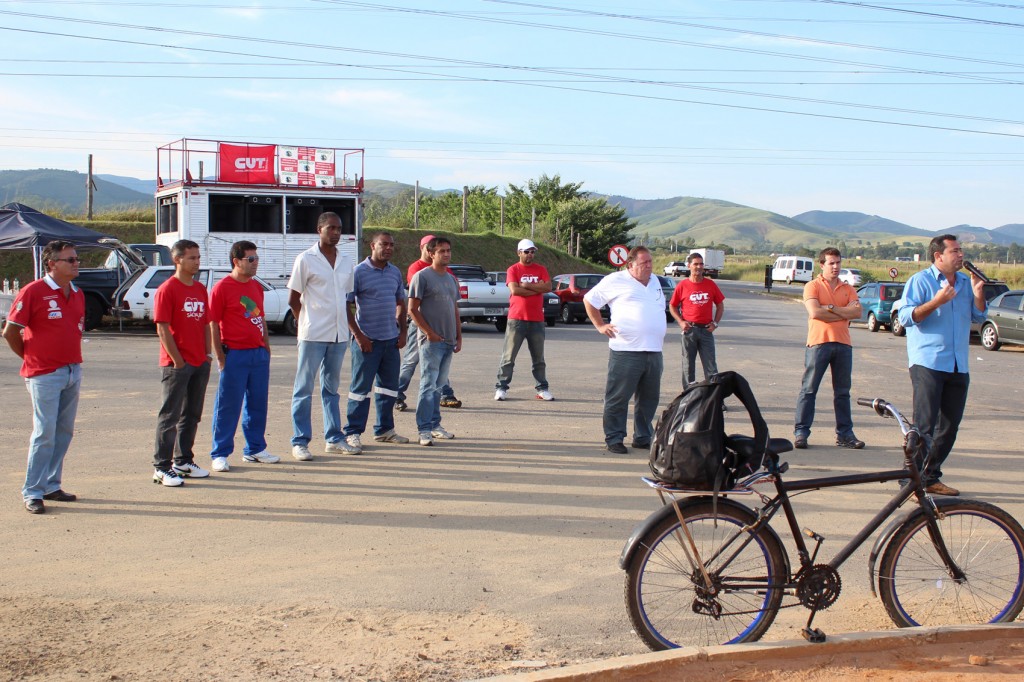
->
xmin=3 ymin=240 xmax=85 ymax=513
xmin=494 ymin=239 xmax=553 ymax=401
xmin=208 ymin=240 xmax=279 ymax=472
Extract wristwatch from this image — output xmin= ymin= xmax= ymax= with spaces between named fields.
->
xmin=827 ymin=304 xmax=835 ymax=311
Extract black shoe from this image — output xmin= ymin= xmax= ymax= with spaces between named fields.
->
xmin=43 ymin=489 xmax=77 ymax=502
xmin=630 ymin=441 xmax=651 ymax=450
xmin=606 ymin=442 xmax=628 ymax=455
xmin=836 ymin=435 xmax=866 ymax=449
xmin=794 ymin=436 xmax=808 ymax=449
xmin=395 ymin=400 xmax=407 ymax=412
xmin=440 ymin=396 xmax=462 ymax=408
xmin=25 ymin=499 xmax=45 ymax=514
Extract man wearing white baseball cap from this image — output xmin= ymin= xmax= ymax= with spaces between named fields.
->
xmin=494 ymin=239 xmax=554 ymax=401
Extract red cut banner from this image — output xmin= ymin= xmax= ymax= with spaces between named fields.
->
xmin=218 ymin=144 xmax=277 ymax=184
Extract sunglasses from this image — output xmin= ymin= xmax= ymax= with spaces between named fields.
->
xmin=521 ymin=248 xmax=537 ymax=254
xmin=54 ymin=257 xmax=81 ymax=264
xmin=238 ymin=255 xmax=259 ymax=263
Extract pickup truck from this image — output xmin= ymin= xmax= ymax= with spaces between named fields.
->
xmin=449 ymin=264 xmax=511 ymax=331
xmin=76 ymin=242 xmax=172 ymax=330
xmin=663 ymin=261 xmax=688 ymax=277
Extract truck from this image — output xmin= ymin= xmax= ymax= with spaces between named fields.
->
xmin=689 ymin=248 xmax=725 ymax=278
xmin=153 ymin=138 xmax=365 ymax=285
xmin=448 ymin=264 xmax=510 ymax=331
xmin=76 ymin=242 xmax=172 ymax=330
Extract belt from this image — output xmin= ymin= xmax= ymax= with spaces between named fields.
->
xmin=688 ymin=322 xmax=712 ymax=328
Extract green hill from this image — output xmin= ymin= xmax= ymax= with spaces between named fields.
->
xmin=793 ymin=210 xmax=931 ymax=237
xmin=0 ymin=169 xmax=151 ymax=213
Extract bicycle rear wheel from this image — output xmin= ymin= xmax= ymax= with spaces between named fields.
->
xmin=624 ymin=500 xmax=787 ymax=650
xmin=878 ymin=500 xmax=1024 ymax=627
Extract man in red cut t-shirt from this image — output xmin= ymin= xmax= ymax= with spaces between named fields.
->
xmin=3 ymin=240 xmax=85 ymax=514
xmin=669 ymin=252 xmax=725 ymax=388
xmin=494 ymin=239 xmax=553 ymax=401
xmin=150 ymin=239 xmax=213 ymax=487
xmin=207 ymin=240 xmax=279 ymax=472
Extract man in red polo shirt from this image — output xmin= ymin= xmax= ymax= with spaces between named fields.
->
xmin=3 ymin=240 xmax=85 ymax=514
xmin=208 ymin=240 xmax=279 ymax=472
xmin=151 ymin=239 xmax=213 ymax=487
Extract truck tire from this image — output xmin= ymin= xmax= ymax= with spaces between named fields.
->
xmin=84 ymin=296 xmax=106 ymax=331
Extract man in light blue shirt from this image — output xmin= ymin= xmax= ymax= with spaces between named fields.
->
xmin=897 ymin=235 xmax=986 ymax=496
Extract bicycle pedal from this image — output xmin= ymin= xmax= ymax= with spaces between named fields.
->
xmin=801 ymin=627 xmax=827 ymax=643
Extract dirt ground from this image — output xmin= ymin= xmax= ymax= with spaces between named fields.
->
xmin=2 ymin=283 xmax=1022 ymax=681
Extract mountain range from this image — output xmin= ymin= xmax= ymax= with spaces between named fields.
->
xmin=1 ymin=169 xmax=1020 ymax=249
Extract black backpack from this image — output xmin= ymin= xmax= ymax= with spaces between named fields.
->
xmin=649 ymin=371 xmax=769 ymax=492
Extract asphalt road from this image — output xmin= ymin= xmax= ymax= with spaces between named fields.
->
xmin=1 ymin=279 xmax=1021 ymax=659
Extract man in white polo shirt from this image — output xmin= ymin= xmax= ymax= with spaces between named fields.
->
xmin=583 ymin=246 xmax=666 ymax=454
xmin=287 ymin=212 xmax=356 ymax=460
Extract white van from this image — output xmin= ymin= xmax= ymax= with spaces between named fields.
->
xmin=772 ymin=256 xmax=815 ymax=284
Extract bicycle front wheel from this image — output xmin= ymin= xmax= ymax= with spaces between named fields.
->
xmin=624 ymin=500 xmax=787 ymax=650
xmin=878 ymin=500 xmax=1024 ymax=627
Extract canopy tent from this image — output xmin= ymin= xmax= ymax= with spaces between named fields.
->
xmin=0 ymin=202 xmax=117 ymax=279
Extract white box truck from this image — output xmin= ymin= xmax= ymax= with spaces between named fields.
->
xmin=689 ymin=248 xmax=725 ymax=278
xmin=154 ymin=138 xmax=365 ymax=285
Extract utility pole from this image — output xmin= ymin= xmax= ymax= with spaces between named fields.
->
xmin=414 ymin=181 xmax=419 ymax=229
xmin=530 ymin=207 xmax=536 ymax=238
xmin=86 ymin=154 xmax=97 ymax=220
xmin=462 ymin=186 xmax=468 ymax=233
xmin=576 ymin=233 xmax=581 ymax=258
xmin=499 ymin=196 xmax=504 ymax=236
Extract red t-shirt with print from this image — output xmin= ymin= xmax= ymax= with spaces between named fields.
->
xmin=7 ymin=276 xmax=85 ymax=378
xmin=208 ymin=276 xmax=266 ymax=350
xmin=154 ymin=275 xmax=209 ymax=366
xmin=506 ymin=262 xmax=550 ymax=322
xmin=669 ymin=278 xmax=725 ymax=325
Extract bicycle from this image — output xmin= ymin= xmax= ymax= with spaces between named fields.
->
xmin=620 ymin=397 xmax=1024 ymax=650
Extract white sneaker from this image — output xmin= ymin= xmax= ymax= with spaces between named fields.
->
xmin=345 ymin=434 xmax=363 ymax=454
xmin=325 ymin=440 xmax=359 ymax=455
xmin=494 ymin=389 xmax=508 ymax=401
xmin=291 ymin=444 xmax=313 ymax=461
xmin=536 ymin=390 xmax=554 ymax=401
xmin=374 ymin=429 xmax=410 ymax=444
xmin=153 ymin=469 xmax=184 ymax=487
xmin=242 ymin=450 xmax=280 ymax=464
xmin=418 ymin=432 xmax=433 ymax=446
xmin=173 ymin=462 xmax=210 ymax=478
xmin=211 ymin=457 xmax=230 ymax=472
xmin=431 ymin=426 xmax=455 ymax=440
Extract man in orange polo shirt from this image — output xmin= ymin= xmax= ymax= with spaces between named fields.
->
xmin=794 ymin=247 xmax=864 ymax=450
xmin=3 ymin=240 xmax=86 ymax=514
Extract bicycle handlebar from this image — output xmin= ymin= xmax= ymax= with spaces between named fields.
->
xmin=856 ymin=397 xmax=914 ymax=436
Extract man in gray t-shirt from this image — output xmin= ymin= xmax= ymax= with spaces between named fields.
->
xmin=408 ymin=237 xmax=462 ymax=446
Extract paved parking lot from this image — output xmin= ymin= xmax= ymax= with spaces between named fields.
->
xmin=1 ymin=279 xmax=1021 ymax=679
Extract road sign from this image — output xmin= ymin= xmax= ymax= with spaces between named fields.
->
xmin=889 ymin=267 xmax=899 ymax=280
xmin=608 ymin=244 xmax=628 ymax=267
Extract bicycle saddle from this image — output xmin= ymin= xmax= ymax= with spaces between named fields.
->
xmin=726 ymin=435 xmax=794 ymax=460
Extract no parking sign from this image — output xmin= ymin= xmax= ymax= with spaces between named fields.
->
xmin=608 ymin=244 xmax=629 ymax=268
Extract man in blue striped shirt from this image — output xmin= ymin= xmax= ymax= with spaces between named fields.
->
xmin=897 ymin=235 xmax=987 ymax=496
xmin=342 ymin=232 xmax=410 ymax=451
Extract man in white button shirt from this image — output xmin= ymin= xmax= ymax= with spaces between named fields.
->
xmin=287 ymin=212 xmax=356 ymax=460
xmin=583 ymin=246 xmax=666 ymax=455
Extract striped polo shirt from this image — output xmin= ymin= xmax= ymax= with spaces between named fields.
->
xmin=347 ymin=257 xmax=407 ymax=341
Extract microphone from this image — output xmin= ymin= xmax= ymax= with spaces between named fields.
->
xmin=963 ymin=260 xmax=991 ymax=283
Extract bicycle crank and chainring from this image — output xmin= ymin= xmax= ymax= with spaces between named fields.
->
xmin=795 ymin=564 xmax=842 ymax=611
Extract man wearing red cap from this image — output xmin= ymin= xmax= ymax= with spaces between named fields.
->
xmin=396 ymin=234 xmax=461 ymax=410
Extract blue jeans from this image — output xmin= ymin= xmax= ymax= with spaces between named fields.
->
xmin=22 ymin=364 xmax=82 ymax=501
xmin=290 ymin=340 xmax=347 ymax=446
xmin=794 ymin=342 xmax=854 ymax=440
xmin=603 ymin=351 xmax=663 ymax=446
xmin=495 ymin=319 xmax=548 ymax=391
xmin=416 ymin=340 xmax=455 ymax=433
xmin=398 ymin=320 xmax=455 ymax=401
xmin=681 ymin=326 xmax=718 ymax=388
xmin=344 ymin=337 xmax=400 ymax=437
xmin=910 ymin=364 xmax=970 ymax=485
xmin=211 ymin=347 xmax=270 ymax=458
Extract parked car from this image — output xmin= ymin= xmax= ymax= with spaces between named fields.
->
xmin=979 ymin=290 xmax=1024 ymax=351
xmin=488 ymin=270 xmax=558 ymax=327
xmin=663 ymin=261 xmax=688 ymax=277
xmin=856 ymin=282 xmax=904 ymax=332
xmin=891 ymin=279 xmax=1009 ymax=337
xmin=839 ymin=268 xmax=863 ymax=287
xmin=552 ymin=273 xmax=605 ymax=323
xmin=451 ymin=264 xmax=510 ymax=331
xmin=113 ymin=266 xmax=296 ymax=335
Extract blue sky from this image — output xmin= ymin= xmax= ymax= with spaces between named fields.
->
xmin=2 ymin=0 xmax=1023 ymax=230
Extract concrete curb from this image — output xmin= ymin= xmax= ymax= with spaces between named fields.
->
xmin=479 ymin=623 xmax=1024 ymax=681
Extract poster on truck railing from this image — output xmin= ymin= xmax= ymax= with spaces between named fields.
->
xmin=217 ymin=143 xmax=276 ymax=184
xmin=279 ymin=146 xmax=335 ymax=186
